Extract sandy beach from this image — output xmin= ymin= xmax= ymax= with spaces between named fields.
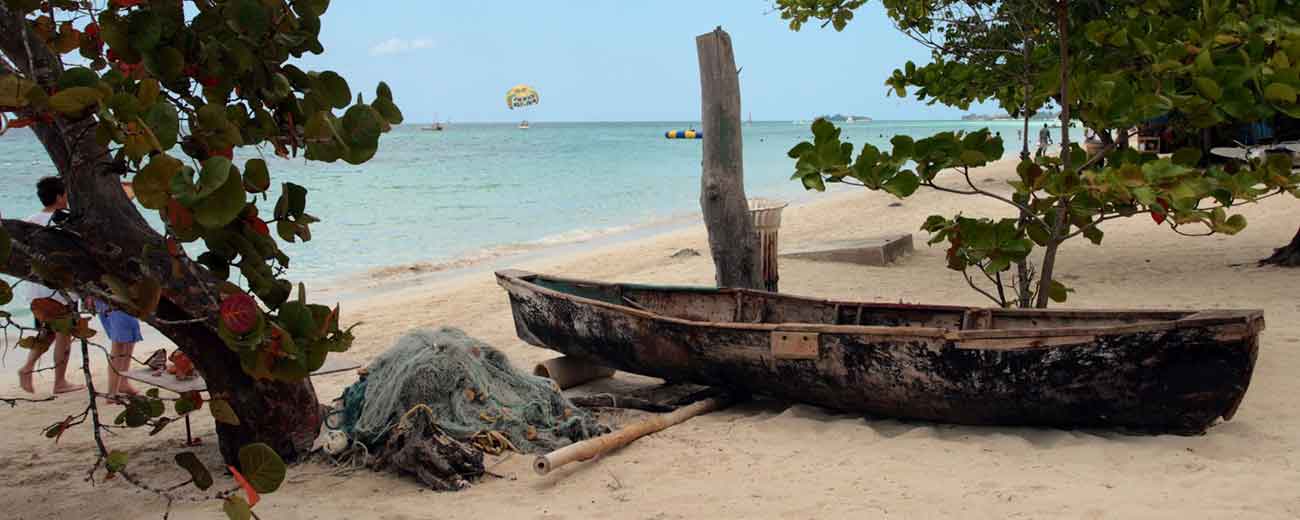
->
xmin=3 ymin=159 xmax=1299 ymax=519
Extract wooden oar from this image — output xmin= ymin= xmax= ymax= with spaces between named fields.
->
xmin=533 ymin=394 xmax=733 ymax=476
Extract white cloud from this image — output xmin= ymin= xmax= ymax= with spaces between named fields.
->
xmin=369 ymin=37 xmax=435 ymax=56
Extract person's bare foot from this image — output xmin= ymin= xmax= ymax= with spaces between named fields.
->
xmin=117 ymin=382 xmax=139 ymax=396
xmin=52 ymin=382 xmax=85 ymax=394
xmin=17 ymin=369 xmax=34 ymax=394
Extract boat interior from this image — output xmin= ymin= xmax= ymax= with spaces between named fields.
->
xmin=522 ymin=273 xmax=1202 ymax=331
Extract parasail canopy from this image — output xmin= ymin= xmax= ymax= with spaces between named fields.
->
xmin=506 ymin=84 xmax=539 ymax=110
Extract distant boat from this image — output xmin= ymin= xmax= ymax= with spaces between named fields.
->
xmin=518 ymin=120 xmax=530 ymax=129
xmin=845 ymin=116 xmax=855 ymax=123
xmin=424 ymin=113 xmax=445 ymax=131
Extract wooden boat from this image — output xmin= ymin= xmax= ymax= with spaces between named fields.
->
xmin=496 ymin=270 xmax=1264 ymax=434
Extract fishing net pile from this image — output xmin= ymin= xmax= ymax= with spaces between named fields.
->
xmin=330 ymin=327 xmax=605 ymax=489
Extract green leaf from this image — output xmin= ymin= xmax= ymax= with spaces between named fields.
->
xmin=243 ymin=159 xmax=270 ymax=193
xmin=197 ymin=157 xmax=232 ymax=199
xmin=237 ymin=443 xmax=287 ymax=493
xmin=1082 ymin=226 xmax=1104 ymax=245
xmin=0 ymin=75 xmax=38 ymax=107
xmin=1264 ymin=83 xmax=1297 ymax=104
xmin=1047 ymin=280 xmax=1071 ymax=303
xmin=283 ymin=182 xmax=307 ymax=217
xmin=316 ymin=71 xmax=351 ymax=109
xmin=372 ymin=96 xmax=403 ymax=125
xmin=57 ymin=67 xmax=99 ymax=90
xmin=135 ymin=154 xmax=183 ymax=210
xmin=230 ymin=0 xmax=269 ymax=38
xmin=800 ymin=174 xmax=826 ymax=191
xmin=48 ymin=86 xmax=102 ymax=115
xmin=194 ymin=168 xmax=247 ymax=229
xmin=882 ymin=171 xmax=920 ymax=198
xmin=223 ymin=496 xmax=252 ymax=520
xmin=295 ymin=0 xmax=330 ymax=17
xmin=340 ymin=104 xmax=383 ymax=149
xmin=209 ymin=399 xmax=240 ymax=425
xmin=174 ymin=452 xmax=214 ymax=490
xmin=1220 ymin=214 xmax=1247 ymax=234
xmin=127 ymin=9 xmax=162 ymax=51
xmin=376 ymin=81 xmax=393 ymax=101
xmin=1194 ymin=77 xmax=1221 ymax=101
xmin=142 ymin=102 xmax=179 ymax=151
xmin=106 ymin=450 xmax=129 ymax=473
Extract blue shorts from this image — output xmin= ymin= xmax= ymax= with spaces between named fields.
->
xmin=98 ymin=309 xmax=143 ymax=343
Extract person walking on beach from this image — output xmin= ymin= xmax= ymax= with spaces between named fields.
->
xmin=1036 ymin=123 xmax=1053 ymax=157
xmin=17 ymin=177 xmax=83 ymax=395
xmin=91 ymin=298 xmax=142 ymax=399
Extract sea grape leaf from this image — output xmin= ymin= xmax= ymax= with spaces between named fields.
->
xmin=237 ymin=443 xmax=286 ymax=493
xmin=174 ymin=452 xmax=213 ymax=490
xmin=223 ymin=496 xmax=252 ymax=520
xmin=209 ymin=399 xmax=240 ymax=425
xmin=194 ymin=167 xmax=247 ymax=229
xmin=106 ymin=450 xmax=129 ymax=473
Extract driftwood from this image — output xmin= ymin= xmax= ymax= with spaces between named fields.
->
xmin=369 ymin=405 xmax=484 ymax=491
xmin=696 ymin=27 xmax=761 ymax=290
xmin=534 ymin=395 xmax=732 ymax=476
xmin=497 ymin=270 xmax=1263 ymax=435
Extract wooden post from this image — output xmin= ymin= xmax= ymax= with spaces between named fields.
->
xmin=697 ymin=27 xmax=762 ymax=290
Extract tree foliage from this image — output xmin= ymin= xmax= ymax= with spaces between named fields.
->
xmin=1 ymin=0 xmax=400 ymax=515
xmin=778 ymin=0 xmax=1300 ymax=307
xmin=1 ymin=0 xmax=399 ymax=378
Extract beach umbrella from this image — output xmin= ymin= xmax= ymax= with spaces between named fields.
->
xmin=506 ymin=84 xmax=539 ymax=110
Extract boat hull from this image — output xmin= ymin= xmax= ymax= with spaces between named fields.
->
xmin=497 ymin=271 xmax=1261 ymax=434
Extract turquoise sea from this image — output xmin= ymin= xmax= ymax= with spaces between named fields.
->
xmin=1 ymin=119 xmax=1032 ymax=321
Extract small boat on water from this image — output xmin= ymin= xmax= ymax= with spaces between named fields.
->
xmin=497 ymin=270 xmax=1263 ymax=434
xmin=519 ymin=120 xmax=530 ymax=129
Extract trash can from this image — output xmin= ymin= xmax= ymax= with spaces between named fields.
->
xmin=748 ymin=198 xmax=788 ymax=292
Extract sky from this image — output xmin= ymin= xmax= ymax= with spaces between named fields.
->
xmin=292 ymin=1 xmax=988 ymax=123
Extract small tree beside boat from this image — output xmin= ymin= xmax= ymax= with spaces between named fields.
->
xmin=778 ymin=0 xmax=1300 ymax=307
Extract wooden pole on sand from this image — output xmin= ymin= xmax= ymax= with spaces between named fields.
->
xmin=697 ymin=26 xmax=762 ymax=290
xmin=533 ymin=395 xmax=733 ymax=476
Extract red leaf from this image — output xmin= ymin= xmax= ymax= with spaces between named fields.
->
xmin=220 ymin=293 xmax=259 ymax=335
xmin=245 ymin=216 xmax=269 ymax=237
xmin=213 ymin=146 xmax=233 ymax=159
xmin=200 ymin=76 xmax=220 ymax=88
xmin=1151 ymin=212 xmax=1166 ymax=225
xmin=180 ymin=391 xmax=204 ymax=411
xmin=83 ymin=23 xmax=99 ymax=37
xmin=228 ymin=465 xmax=260 ymax=507
xmin=7 ymin=117 xmax=36 ymax=128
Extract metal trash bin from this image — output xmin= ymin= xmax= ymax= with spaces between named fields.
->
xmin=748 ymin=198 xmax=788 ymax=292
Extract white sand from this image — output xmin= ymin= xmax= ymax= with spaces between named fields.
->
xmin=3 ymin=159 xmax=1299 ymax=519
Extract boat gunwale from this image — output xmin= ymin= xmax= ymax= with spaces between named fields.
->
xmin=496 ymin=270 xmax=1264 ymax=343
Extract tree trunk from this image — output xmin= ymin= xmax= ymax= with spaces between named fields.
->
xmin=696 ymin=27 xmax=762 ymax=290
xmin=0 ymin=4 xmax=319 ymax=465
xmin=1261 ymin=226 xmax=1300 ymax=267
xmin=1034 ymin=2 xmax=1072 ymax=309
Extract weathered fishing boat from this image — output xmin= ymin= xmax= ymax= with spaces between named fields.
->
xmin=497 ymin=270 xmax=1264 ymax=434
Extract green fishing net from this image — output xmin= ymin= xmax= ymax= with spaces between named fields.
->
xmin=334 ymin=327 xmax=605 ymax=453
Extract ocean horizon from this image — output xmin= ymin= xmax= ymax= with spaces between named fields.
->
xmin=1 ymin=119 xmax=1036 ymax=322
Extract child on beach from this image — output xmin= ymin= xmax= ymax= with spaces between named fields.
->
xmin=16 ymin=177 xmax=83 ymax=395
